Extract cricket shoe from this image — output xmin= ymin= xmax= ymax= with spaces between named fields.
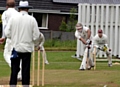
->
xmin=87 ymin=66 xmax=91 ymax=70
xmin=17 ymin=73 xmax=22 ymax=82
xmin=79 ymin=68 xmax=85 ymax=71
xmin=45 ymin=61 xmax=49 ymax=64
xmin=71 ymin=55 xmax=82 ymax=61
xmin=71 ymin=54 xmax=77 ymax=58
xmin=91 ymin=65 xmax=94 ymax=67
xmin=17 ymin=77 xmax=22 ymax=82
xmin=79 ymin=65 xmax=86 ymax=70
xmin=79 ymin=67 xmax=85 ymax=70
xmin=108 ymin=63 xmax=112 ymax=67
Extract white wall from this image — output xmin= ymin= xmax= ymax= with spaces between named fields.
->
xmin=77 ymin=3 xmax=120 ymax=58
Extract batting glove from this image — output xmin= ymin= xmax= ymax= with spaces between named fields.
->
xmin=86 ymin=39 xmax=92 ymax=45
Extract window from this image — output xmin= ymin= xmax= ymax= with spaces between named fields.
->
xmin=33 ymin=13 xmax=48 ymax=29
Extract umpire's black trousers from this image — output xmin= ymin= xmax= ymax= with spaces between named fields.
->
xmin=10 ymin=52 xmax=31 ymax=85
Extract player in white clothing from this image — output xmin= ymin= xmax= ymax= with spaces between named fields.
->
xmin=35 ymin=33 xmax=49 ymax=64
xmin=92 ymin=29 xmax=112 ymax=67
xmin=75 ymin=23 xmax=94 ymax=70
xmin=0 ymin=0 xmax=22 ymax=80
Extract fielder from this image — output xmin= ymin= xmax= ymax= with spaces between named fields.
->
xmin=0 ymin=0 xmax=22 ymax=80
xmin=75 ymin=23 xmax=94 ymax=70
xmin=35 ymin=33 xmax=49 ymax=64
xmin=92 ymin=29 xmax=112 ymax=67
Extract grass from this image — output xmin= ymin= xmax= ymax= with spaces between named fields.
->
xmin=44 ymin=40 xmax=76 ymax=49
xmin=0 ymin=51 xmax=120 ymax=87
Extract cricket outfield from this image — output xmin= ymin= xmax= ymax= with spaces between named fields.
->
xmin=0 ymin=51 xmax=120 ymax=87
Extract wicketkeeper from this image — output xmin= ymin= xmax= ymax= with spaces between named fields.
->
xmin=35 ymin=33 xmax=49 ymax=64
xmin=75 ymin=23 xmax=94 ymax=70
xmin=92 ymin=29 xmax=112 ymax=67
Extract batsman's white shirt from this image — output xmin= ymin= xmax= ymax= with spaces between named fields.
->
xmin=75 ymin=26 xmax=92 ymax=41
xmin=5 ymin=11 xmax=40 ymax=52
xmin=2 ymin=8 xmax=18 ymax=67
xmin=93 ymin=34 xmax=108 ymax=46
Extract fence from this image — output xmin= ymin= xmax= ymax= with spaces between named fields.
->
xmin=77 ymin=3 xmax=120 ymax=58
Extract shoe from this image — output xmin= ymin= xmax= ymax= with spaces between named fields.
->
xmin=45 ymin=61 xmax=49 ymax=64
xmin=71 ymin=54 xmax=78 ymax=58
xmin=79 ymin=65 xmax=85 ymax=70
xmin=87 ymin=66 xmax=91 ymax=70
xmin=91 ymin=65 xmax=94 ymax=67
xmin=71 ymin=55 xmax=82 ymax=61
xmin=71 ymin=55 xmax=76 ymax=58
xmin=76 ymin=57 xmax=82 ymax=61
xmin=79 ymin=68 xmax=85 ymax=70
xmin=17 ymin=77 xmax=22 ymax=82
xmin=108 ymin=63 xmax=112 ymax=67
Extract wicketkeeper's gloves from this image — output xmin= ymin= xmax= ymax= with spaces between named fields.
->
xmin=102 ymin=45 xmax=108 ymax=52
xmin=98 ymin=47 xmax=101 ymax=50
xmin=97 ymin=45 xmax=108 ymax=52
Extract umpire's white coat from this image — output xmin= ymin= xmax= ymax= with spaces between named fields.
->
xmin=5 ymin=11 xmax=40 ymax=52
xmin=4 ymin=11 xmax=40 ymax=79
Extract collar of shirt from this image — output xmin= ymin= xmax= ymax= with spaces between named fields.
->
xmin=20 ymin=11 xmax=28 ymax=15
xmin=7 ymin=8 xmax=16 ymax=10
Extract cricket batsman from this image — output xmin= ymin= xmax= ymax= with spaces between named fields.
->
xmin=35 ymin=33 xmax=49 ymax=64
xmin=92 ymin=29 xmax=112 ymax=67
xmin=75 ymin=23 xmax=94 ymax=70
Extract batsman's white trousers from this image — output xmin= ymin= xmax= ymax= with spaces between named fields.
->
xmin=79 ymin=47 xmax=94 ymax=69
xmin=4 ymin=38 xmax=22 ymax=79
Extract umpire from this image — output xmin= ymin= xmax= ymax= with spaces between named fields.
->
xmin=5 ymin=1 xmax=40 ymax=86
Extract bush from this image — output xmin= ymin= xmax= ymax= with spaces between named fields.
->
xmin=59 ymin=19 xmax=67 ymax=31
xmin=67 ymin=8 xmax=77 ymax=32
xmin=59 ymin=8 xmax=77 ymax=32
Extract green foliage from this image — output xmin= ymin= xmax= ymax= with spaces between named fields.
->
xmin=59 ymin=18 xmax=67 ymax=31
xmin=59 ymin=8 xmax=77 ymax=32
xmin=67 ymin=8 xmax=77 ymax=32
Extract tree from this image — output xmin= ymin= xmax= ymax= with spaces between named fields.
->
xmin=67 ymin=7 xmax=77 ymax=32
xmin=59 ymin=18 xmax=67 ymax=31
xmin=59 ymin=8 xmax=77 ymax=32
